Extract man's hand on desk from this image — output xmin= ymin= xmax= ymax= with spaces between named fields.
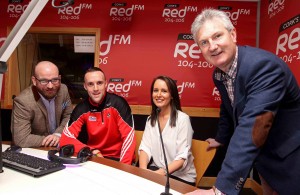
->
xmin=42 ymin=134 xmax=60 ymax=147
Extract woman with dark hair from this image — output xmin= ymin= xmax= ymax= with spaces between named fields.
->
xmin=138 ymin=75 xmax=196 ymax=185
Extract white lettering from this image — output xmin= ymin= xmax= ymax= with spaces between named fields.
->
xmin=107 ymin=81 xmax=132 ymax=93
xmin=268 ymin=0 xmax=285 ymax=15
xmin=7 ymin=4 xmax=28 ymax=13
xmin=225 ymin=10 xmax=239 ymax=21
xmin=276 ymin=27 xmax=300 ymax=55
xmin=100 ymin=35 xmax=112 ymax=56
xmin=58 ymin=4 xmax=82 ymax=15
xmin=162 ymin=7 xmax=187 ymax=18
xmin=212 ymin=87 xmax=220 ymax=96
xmin=282 ymin=17 xmax=299 ymax=30
xmin=174 ymin=42 xmax=200 ymax=59
xmin=110 ymin=5 xmax=134 ymax=16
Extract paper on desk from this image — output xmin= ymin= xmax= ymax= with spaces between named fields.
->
xmin=0 ymin=145 xmax=181 ymax=195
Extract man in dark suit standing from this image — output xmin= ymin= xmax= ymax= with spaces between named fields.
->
xmin=188 ymin=8 xmax=300 ymax=195
xmin=11 ymin=61 xmax=72 ymax=148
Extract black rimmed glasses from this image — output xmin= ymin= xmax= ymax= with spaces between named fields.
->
xmin=34 ymin=76 xmax=61 ymax=85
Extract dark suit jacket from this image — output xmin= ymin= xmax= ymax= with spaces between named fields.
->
xmin=214 ymin=45 xmax=300 ymax=194
xmin=11 ymin=84 xmax=73 ymax=147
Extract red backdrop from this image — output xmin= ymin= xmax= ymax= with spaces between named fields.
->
xmin=0 ymin=0 xmax=258 ymax=108
xmin=260 ymin=0 xmax=300 ymax=84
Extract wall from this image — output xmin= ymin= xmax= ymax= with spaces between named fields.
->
xmin=0 ymin=0 xmax=257 ymax=111
xmin=259 ymin=0 xmax=300 ymax=80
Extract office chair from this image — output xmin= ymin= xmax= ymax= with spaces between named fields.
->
xmin=191 ymin=139 xmax=216 ymax=187
xmin=134 ymin=130 xmax=144 ymax=165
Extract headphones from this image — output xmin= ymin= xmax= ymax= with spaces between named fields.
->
xmin=48 ymin=144 xmax=92 ymax=164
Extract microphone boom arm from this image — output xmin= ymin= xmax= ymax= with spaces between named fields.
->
xmin=156 ymin=108 xmax=172 ymax=195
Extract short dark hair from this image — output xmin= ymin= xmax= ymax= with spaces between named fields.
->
xmin=84 ymin=67 xmax=106 ymax=80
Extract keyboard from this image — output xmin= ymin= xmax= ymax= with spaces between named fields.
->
xmin=2 ymin=150 xmax=66 ymax=177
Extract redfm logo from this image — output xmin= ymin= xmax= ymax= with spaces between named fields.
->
xmin=174 ymin=34 xmax=213 ymax=69
xmin=7 ymin=2 xmax=28 ymax=18
xmin=219 ymin=7 xmax=251 ymax=26
xmin=276 ymin=15 xmax=300 ymax=64
xmin=212 ymin=87 xmax=221 ymax=102
xmin=107 ymin=78 xmax=142 ymax=98
xmin=162 ymin=4 xmax=197 ymax=23
xmin=177 ymin=81 xmax=195 ymax=99
xmin=268 ymin=0 xmax=285 ymax=18
xmin=110 ymin=3 xmax=144 ymax=22
xmin=99 ymin=34 xmax=131 ymax=65
xmin=58 ymin=3 xmax=92 ymax=20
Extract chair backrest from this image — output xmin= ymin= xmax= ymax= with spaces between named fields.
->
xmin=134 ymin=130 xmax=144 ymax=164
xmin=191 ymin=139 xmax=216 ymax=187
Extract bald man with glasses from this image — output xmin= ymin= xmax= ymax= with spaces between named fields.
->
xmin=11 ymin=61 xmax=73 ymax=148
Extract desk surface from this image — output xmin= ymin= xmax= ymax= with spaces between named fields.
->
xmin=1 ymin=144 xmax=197 ymax=194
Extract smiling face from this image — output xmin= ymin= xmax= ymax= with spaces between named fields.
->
xmin=31 ymin=61 xmax=61 ymax=100
xmin=152 ymin=79 xmax=172 ymax=111
xmin=84 ymin=70 xmax=107 ymax=104
xmin=196 ymin=17 xmax=237 ymax=72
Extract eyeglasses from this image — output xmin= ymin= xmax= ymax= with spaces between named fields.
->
xmin=34 ymin=76 xmax=61 ymax=85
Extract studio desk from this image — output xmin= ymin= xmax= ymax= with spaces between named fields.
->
xmin=1 ymin=143 xmax=197 ymax=194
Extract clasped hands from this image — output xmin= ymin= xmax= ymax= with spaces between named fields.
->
xmin=155 ymin=168 xmax=166 ymax=176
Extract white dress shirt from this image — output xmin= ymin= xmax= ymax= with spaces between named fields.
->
xmin=139 ymin=110 xmax=196 ymax=183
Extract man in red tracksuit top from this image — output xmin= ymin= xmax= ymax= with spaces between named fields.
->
xmin=60 ymin=67 xmax=136 ymax=165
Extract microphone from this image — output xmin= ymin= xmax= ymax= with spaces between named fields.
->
xmin=156 ymin=108 xmax=172 ymax=195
